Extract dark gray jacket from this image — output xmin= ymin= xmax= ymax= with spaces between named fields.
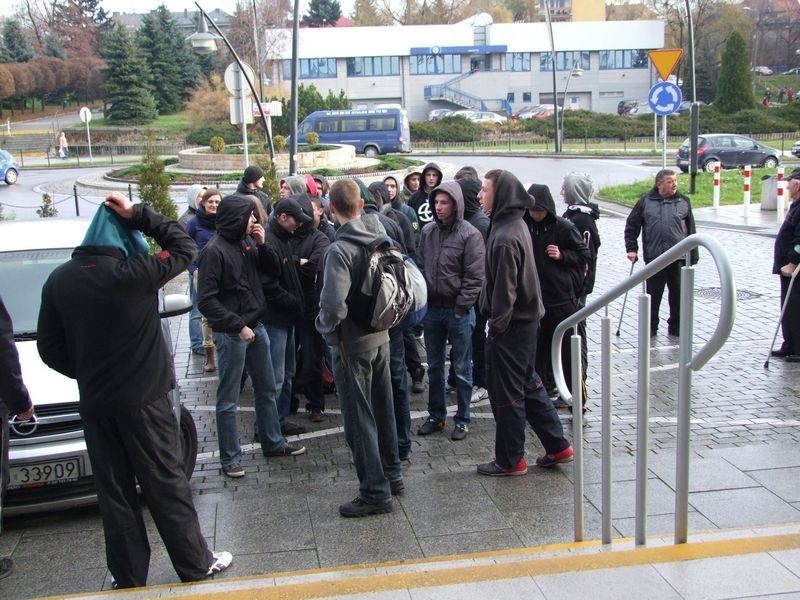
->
xmin=624 ymin=188 xmax=698 ymax=264
xmin=418 ymin=181 xmax=485 ymax=318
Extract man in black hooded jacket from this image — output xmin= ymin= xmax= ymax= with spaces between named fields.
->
xmin=527 ymin=183 xmax=591 ymax=408
xmin=407 ymin=162 xmax=442 ymax=227
xmin=476 ymin=171 xmax=572 ymax=476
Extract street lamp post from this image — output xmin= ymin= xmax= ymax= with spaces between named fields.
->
xmin=188 ymin=2 xmax=274 ymax=161
xmin=684 ymin=0 xmax=699 ymax=194
xmin=542 ymin=0 xmax=560 ymax=152
xmin=558 ymin=62 xmax=582 ymax=151
xmin=289 ymin=0 xmax=300 ymax=175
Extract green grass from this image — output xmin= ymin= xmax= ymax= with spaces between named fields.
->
xmin=598 ymin=167 xmax=785 ymax=207
xmin=90 ymin=112 xmax=191 ymax=134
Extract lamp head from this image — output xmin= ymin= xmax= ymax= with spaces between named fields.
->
xmin=188 ymin=16 xmax=220 ymax=55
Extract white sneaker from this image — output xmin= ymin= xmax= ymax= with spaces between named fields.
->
xmin=471 ymin=386 xmax=489 ymax=404
xmin=206 ymin=551 xmax=233 ymax=576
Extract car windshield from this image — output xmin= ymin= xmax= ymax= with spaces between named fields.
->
xmin=0 ymin=248 xmax=72 ymax=334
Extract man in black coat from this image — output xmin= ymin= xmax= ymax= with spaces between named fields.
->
xmin=0 ymin=294 xmax=34 ymax=579
xmin=38 ymin=193 xmax=231 ymax=588
xmin=772 ymin=167 xmax=800 ymax=360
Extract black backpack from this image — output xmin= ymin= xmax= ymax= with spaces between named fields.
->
xmin=347 ymin=238 xmax=414 ymax=332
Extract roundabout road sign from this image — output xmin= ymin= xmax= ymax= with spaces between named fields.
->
xmin=648 ymin=82 xmax=682 ymax=115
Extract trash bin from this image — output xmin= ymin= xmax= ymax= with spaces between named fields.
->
xmin=761 ymin=175 xmax=778 ymax=211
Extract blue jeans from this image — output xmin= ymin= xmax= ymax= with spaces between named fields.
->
xmin=214 ymin=324 xmax=285 ymax=467
xmin=333 ymin=342 xmax=401 ymax=504
xmin=423 ymin=307 xmax=474 ymax=426
xmin=265 ymin=323 xmax=295 ymax=423
xmin=187 ymin=272 xmax=203 ymax=351
xmin=388 ymin=328 xmax=411 ymax=457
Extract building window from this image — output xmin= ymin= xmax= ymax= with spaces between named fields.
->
xmin=346 ymin=56 xmax=400 ymax=77
xmin=523 ymin=91 xmax=532 ymax=102
xmin=540 ymin=51 xmax=590 ymax=72
xmin=599 ymin=50 xmax=648 ymax=70
xmin=409 ymin=54 xmax=462 ymax=75
xmin=282 ymin=58 xmax=337 ymax=79
xmin=505 ymin=52 xmax=531 ymax=72
xmin=507 ymin=92 xmax=515 ymax=103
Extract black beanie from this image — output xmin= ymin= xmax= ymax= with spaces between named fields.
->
xmin=243 ymin=165 xmax=264 ymax=185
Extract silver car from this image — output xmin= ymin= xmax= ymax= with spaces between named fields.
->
xmin=0 ymin=218 xmax=197 ymax=515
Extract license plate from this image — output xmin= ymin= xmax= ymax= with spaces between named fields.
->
xmin=9 ymin=458 xmax=82 ymax=489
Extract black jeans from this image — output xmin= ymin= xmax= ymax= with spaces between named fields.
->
xmin=295 ymin=320 xmax=327 ymax=412
xmin=536 ymin=300 xmax=580 ymax=395
xmin=780 ymin=274 xmax=800 ymax=354
xmin=646 ymin=260 xmax=682 ymax=333
xmin=486 ymin=320 xmax=569 ymax=469
xmin=83 ymin=395 xmax=212 ymax=588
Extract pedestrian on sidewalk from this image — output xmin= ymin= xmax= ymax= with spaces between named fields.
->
xmin=476 ymin=170 xmax=573 ymax=477
xmin=0 ymin=294 xmax=35 ymax=580
xmin=57 ymin=131 xmax=68 ymax=159
xmin=316 ymin=179 xmax=403 ymax=517
xmin=180 ymin=185 xmax=208 ymax=356
xmin=624 ymin=169 xmax=698 ymax=337
xmin=771 ymin=167 xmax=800 ymax=361
xmin=198 ymin=193 xmax=306 ymax=480
xmin=37 ymin=193 xmax=231 ymax=588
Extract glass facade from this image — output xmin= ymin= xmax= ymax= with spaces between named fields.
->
xmin=283 ymin=58 xmax=337 ymax=79
xmin=599 ymin=50 xmax=648 ymax=70
xmin=346 ymin=56 xmax=400 ymax=77
xmin=505 ymin=53 xmax=531 ymax=72
xmin=409 ymin=54 xmax=462 ymax=75
xmin=540 ymin=51 xmax=590 ymax=71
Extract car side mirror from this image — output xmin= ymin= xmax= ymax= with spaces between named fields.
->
xmin=161 ymin=294 xmax=192 ymax=318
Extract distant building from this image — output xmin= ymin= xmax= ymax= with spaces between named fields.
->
xmin=266 ymin=14 xmax=665 ymax=121
xmin=112 ymin=8 xmax=234 ymax=35
xmin=534 ymin=0 xmax=607 ymax=23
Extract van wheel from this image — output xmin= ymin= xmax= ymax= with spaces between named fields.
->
xmin=364 ymin=146 xmax=379 ymax=158
xmin=179 ymin=405 xmax=198 ymax=478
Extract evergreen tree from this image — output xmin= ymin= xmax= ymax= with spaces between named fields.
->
xmin=138 ymin=11 xmax=183 ymax=114
xmin=0 ymin=38 xmax=9 ymax=63
xmin=4 ymin=18 xmax=35 ymax=62
xmin=158 ymin=8 xmax=201 ymax=101
xmin=714 ymin=31 xmax=754 ymax=114
xmin=352 ymin=0 xmax=384 ymax=26
xmin=43 ymin=33 xmax=66 ymax=59
xmin=138 ymin=141 xmax=176 ymax=221
xmin=303 ymin=0 xmax=342 ymax=26
xmin=102 ymin=25 xmax=158 ymax=124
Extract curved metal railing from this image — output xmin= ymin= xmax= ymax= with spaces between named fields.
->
xmin=550 ymin=233 xmax=736 ymax=546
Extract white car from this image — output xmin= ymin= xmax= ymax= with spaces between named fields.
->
xmin=450 ymin=109 xmax=478 ymax=119
xmin=0 ymin=218 xmax=197 ymax=515
xmin=467 ymin=111 xmax=507 ymax=124
xmin=751 ymin=66 xmax=773 ymax=75
xmin=792 ymin=139 xmax=800 ymax=158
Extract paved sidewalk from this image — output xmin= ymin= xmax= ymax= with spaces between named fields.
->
xmin=5 ymin=197 xmax=800 ymax=599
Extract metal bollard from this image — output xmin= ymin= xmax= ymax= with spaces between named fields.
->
xmin=712 ymin=163 xmax=721 ymax=209
xmin=742 ymin=165 xmax=751 ymax=219
xmin=73 ymin=185 xmax=80 ymax=216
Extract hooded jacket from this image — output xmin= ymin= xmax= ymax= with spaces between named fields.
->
xmin=408 ymin=162 xmax=443 ymax=227
xmin=562 ymin=174 xmax=601 ymax=295
xmin=289 ymin=194 xmax=331 ymax=320
xmin=178 ymin=184 xmax=204 ymax=230
xmin=418 ymin=181 xmax=485 ymax=317
xmin=281 ymin=175 xmax=308 ymax=196
xmin=369 ymin=181 xmax=416 ymax=259
xmin=625 ymin=186 xmax=698 ymax=265
xmin=38 ymin=204 xmax=195 ymax=420
xmin=355 ymin=178 xmax=406 ymax=252
xmin=384 ymin=175 xmax=421 ymax=247
xmin=458 ymin=178 xmax=490 ymax=242
xmin=316 ymin=213 xmax=391 ymax=355
xmin=237 ymin=179 xmax=272 ymax=216
xmin=198 ymin=194 xmax=278 ymax=334
xmin=479 ymin=171 xmax=544 ymax=338
xmin=526 ymin=183 xmax=591 ymax=307
xmin=1 ymin=295 xmax=32 ymax=416
xmin=262 ymin=210 xmax=305 ymax=326
xmin=186 ymin=205 xmax=217 ymax=274
xmin=400 ymin=167 xmax=422 ymax=204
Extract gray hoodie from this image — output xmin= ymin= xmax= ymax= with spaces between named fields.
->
xmin=316 ymin=213 xmax=390 ymax=355
xmin=418 ymin=181 xmax=484 ymax=317
xmin=281 ymin=175 xmax=308 ymax=195
xmin=178 ymin=184 xmax=206 ymax=230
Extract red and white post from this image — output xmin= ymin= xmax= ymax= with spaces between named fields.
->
xmin=712 ymin=163 xmax=721 ymax=209
xmin=743 ymin=165 xmax=751 ymax=219
xmin=777 ymin=165 xmax=785 ymax=223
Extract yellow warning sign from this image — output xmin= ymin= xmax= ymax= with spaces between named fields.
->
xmin=648 ymin=49 xmax=683 ymax=81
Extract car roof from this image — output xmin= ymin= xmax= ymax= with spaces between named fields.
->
xmin=0 ymin=218 xmax=92 ymax=253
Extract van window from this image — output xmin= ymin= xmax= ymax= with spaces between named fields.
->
xmin=341 ymin=118 xmax=367 ymax=132
xmin=316 ymin=119 xmax=339 ymax=133
xmin=369 ymin=117 xmax=396 ymax=131
xmin=299 ymin=121 xmax=313 ymax=134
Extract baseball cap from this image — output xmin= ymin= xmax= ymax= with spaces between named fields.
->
xmin=273 ymin=197 xmax=312 ymax=224
xmin=786 ymin=167 xmax=800 ymax=182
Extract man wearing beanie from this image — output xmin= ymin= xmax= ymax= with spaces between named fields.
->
xmin=238 ymin=165 xmax=272 ymax=216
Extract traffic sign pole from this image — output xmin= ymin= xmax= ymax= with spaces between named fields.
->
xmin=662 ymin=115 xmax=667 ymax=169
xmin=79 ymin=106 xmax=93 ymax=163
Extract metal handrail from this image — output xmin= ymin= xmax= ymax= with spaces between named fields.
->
xmin=550 ymin=233 xmax=736 ymax=546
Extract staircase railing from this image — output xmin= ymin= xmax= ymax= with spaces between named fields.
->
xmin=551 ymin=233 xmax=736 ymax=546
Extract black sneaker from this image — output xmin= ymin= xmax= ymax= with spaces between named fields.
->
xmin=451 ymin=424 xmax=468 ymax=441
xmin=411 ymin=367 xmax=425 ymax=393
xmin=417 ymin=418 xmax=445 ymax=435
xmin=222 ymin=463 xmax=245 ymax=478
xmin=281 ymin=421 xmax=307 ymax=436
xmin=0 ymin=558 xmax=13 ymax=580
xmin=339 ymin=497 xmax=393 ymax=518
xmin=390 ymin=479 xmax=405 ymax=495
xmin=309 ymin=409 xmax=324 ymax=422
xmin=264 ymin=443 xmax=306 ymax=457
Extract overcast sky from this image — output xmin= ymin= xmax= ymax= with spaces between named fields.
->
xmin=2 ymin=0 xmax=358 ymax=21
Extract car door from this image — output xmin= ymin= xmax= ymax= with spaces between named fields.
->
xmin=733 ymin=136 xmax=762 ymax=166
xmin=712 ymin=136 xmax=737 ymax=167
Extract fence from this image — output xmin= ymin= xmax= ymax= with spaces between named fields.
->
xmin=8 ymin=142 xmax=188 ymax=168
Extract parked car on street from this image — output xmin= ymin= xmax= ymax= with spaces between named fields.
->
xmin=791 ymin=139 xmax=800 ymax=157
xmin=0 ymin=149 xmax=19 ymax=185
xmin=449 ymin=109 xmax=478 ymax=119
xmin=676 ymin=100 xmax=709 ymax=113
xmin=676 ymin=134 xmax=781 ymax=173
xmin=780 ymin=67 xmax=800 ymax=75
xmin=0 ymin=218 xmax=197 ymax=515
xmin=427 ymin=108 xmax=453 ymax=121
xmin=467 ymin=111 xmax=507 ymax=124
xmin=751 ymin=66 xmax=773 ymax=75
xmin=511 ymin=104 xmax=538 ymax=119
xmin=617 ymin=99 xmax=640 ymax=116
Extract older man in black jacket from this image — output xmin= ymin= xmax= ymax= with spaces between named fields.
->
xmin=38 ymin=193 xmax=230 ymax=588
xmin=0 ymin=295 xmax=34 ymax=579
